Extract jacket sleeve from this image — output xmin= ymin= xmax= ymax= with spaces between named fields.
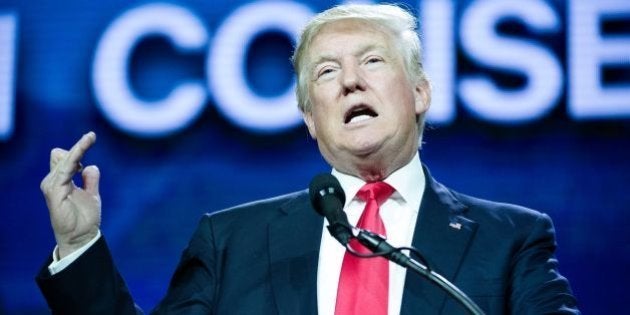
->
xmin=35 ymin=237 xmax=142 ymax=315
xmin=150 ymin=214 xmax=218 ymax=314
xmin=509 ymin=213 xmax=580 ymax=314
xmin=36 ymin=215 xmax=219 ymax=315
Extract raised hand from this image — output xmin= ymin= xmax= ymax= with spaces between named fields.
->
xmin=40 ymin=132 xmax=101 ymax=259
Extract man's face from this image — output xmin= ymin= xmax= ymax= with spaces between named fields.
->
xmin=302 ymin=19 xmax=429 ymax=180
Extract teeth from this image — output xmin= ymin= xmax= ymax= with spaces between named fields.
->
xmin=349 ymin=114 xmax=373 ymax=124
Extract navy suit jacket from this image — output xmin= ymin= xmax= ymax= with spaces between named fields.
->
xmin=36 ymin=169 xmax=579 ymax=314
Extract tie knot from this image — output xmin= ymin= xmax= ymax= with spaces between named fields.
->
xmin=357 ymin=181 xmax=394 ymax=206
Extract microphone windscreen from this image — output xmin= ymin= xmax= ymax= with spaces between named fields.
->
xmin=308 ymin=173 xmax=346 ymax=216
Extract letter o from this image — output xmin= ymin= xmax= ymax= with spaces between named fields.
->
xmin=207 ymin=1 xmax=313 ymax=133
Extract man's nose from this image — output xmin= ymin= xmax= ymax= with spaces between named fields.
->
xmin=340 ymin=64 xmax=366 ymax=94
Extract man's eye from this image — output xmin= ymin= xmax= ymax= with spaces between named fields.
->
xmin=317 ymin=68 xmax=335 ymax=78
xmin=366 ymin=57 xmax=382 ymax=64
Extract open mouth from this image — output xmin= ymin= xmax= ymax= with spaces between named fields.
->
xmin=344 ymin=105 xmax=378 ymax=124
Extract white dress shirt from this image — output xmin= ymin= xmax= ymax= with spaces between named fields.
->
xmin=317 ymin=152 xmax=426 ymax=315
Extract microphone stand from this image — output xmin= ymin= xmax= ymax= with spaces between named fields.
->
xmin=351 ymin=227 xmax=486 ymax=315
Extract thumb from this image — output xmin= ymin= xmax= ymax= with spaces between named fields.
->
xmin=82 ymin=165 xmax=100 ymax=195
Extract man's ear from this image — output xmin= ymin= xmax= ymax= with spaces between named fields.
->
xmin=302 ymin=111 xmax=317 ymax=139
xmin=414 ymin=79 xmax=431 ymax=115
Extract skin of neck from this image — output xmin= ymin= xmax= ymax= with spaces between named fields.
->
xmin=333 ymin=138 xmax=419 ymax=182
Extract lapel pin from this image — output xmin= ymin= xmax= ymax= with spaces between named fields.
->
xmin=449 ymin=222 xmax=462 ymax=230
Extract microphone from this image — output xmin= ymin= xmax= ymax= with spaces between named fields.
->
xmin=308 ymin=173 xmax=352 ymax=245
xmin=308 ymin=173 xmax=485 ymax=315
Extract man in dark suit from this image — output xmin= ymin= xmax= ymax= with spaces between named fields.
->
xmin=37 ymin=3 xmax=579 ymax=314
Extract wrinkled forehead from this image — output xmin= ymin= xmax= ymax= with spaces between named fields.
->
xmin=306 ymin=19 xmax=398 ymax=62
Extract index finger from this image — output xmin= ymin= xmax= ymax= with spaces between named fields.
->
xmin=56 ymin=132 xmax=97 ymax=175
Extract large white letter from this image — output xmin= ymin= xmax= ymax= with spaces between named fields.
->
xmin=422 ymin=0 xmax=456 ymax=124
xmin=92 ymin=3 xmax=208 ymax=137
xmin=569 ymin=0 xmax=630 ymax=118
xmin=459 ymin=0 xmax=562 ymax=123
xmin=207 ymin=1 xmax=313 ymax=133
xmin=0 ymin=13 xmax=17 ymax=141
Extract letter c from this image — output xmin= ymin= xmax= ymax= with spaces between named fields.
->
xmin=92 ymin=3 xmax=208 ymax=137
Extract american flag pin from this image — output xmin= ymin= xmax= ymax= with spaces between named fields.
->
xmin=449 ymin=222 xmax=462 ymax=230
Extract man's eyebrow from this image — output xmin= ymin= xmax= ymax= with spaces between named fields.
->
xmin=310 ymin=55 xmax=337 ymax=70
xmin=355 ymin=43 xmax=386 ymax=58
xmin=308 ymin=43 xmax=388 ymax=72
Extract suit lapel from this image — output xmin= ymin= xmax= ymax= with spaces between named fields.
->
xmin=401 ymin=167 xmax=478 ymax=314
xmin=268 ymin=191 xmax=323 ymax=315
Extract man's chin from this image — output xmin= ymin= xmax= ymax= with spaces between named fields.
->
xmin=347 ymin=143 xmax=383 ymax=159
xmin=343 ymin=134 xmax=387 ymax=155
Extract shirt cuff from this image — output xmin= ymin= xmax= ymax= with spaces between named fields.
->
xmin=47 ymin=230 xmax=102 ymax=275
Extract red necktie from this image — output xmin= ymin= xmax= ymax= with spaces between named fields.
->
xmin=335 ymin=181 xmax=395 ymax=315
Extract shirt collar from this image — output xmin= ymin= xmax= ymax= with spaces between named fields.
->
xmin=331 ymin=151 xmax=425 ymax=211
